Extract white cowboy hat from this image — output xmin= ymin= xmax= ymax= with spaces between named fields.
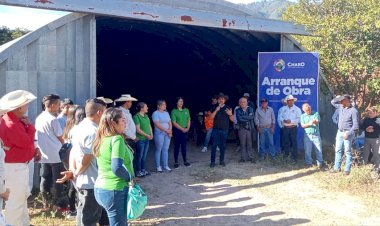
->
xmin=284 ymin=95 xmax=297 ymax=102
xmin=0 ymin=90 xmax=37 ymax=111
xmin=114 ymin=94 xmax=138 ymax=102
xmin=96 ymin=97 xmax=113 ymax=104
xmin=332 ymin=94 xmax=351 ymax=103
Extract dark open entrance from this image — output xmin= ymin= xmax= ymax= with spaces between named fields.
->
xmin=96 ymin=17 xmax=280 ymax=115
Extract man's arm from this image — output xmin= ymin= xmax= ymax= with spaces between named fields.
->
xmin=348 ymin=109 xmax=359 ymax=136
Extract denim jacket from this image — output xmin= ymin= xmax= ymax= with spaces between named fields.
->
xmin=236 ymin=106 xmax=255 ymax=130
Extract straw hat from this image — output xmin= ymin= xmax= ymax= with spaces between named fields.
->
xmin=332 ymin=94 xmax=351 ymax=103
xmin=284 ymin=95 xmax=297 ymax=102
xmin=96 ymin=97 xmax=113 ymax=104
xmin=114 ymin=94 xmax=138 ymax=102
xmin=0 ymin=90 xmax=37 ymax=111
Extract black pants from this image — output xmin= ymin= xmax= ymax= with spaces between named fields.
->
xmin=173 ymin=127 xmax=188 ymax=163
xmin=68 ymin=182 xmax=76 ymax=212
xmin=283 ymin=126 xmax=298 ymax=160
xmin=40 ymin=162 xmax=67 ymax=207
xmin=76 ymin=188 xmax=102 ymax=226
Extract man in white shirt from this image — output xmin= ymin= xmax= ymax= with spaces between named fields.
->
xmin=115 ymin=94 xmax=138 ymax=170
xmin=277 ymin=95 xmax=302 ymax=162
xmin=35 ymin=94 xmax=67 ymax=209
xmin=57 ymin=98 xmax=107 ymax=226
xmin=115 ymin=94 xmax=138 ymax=141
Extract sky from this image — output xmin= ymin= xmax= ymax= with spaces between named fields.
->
xmin=0 ymin=0 xmax=295 ymax=30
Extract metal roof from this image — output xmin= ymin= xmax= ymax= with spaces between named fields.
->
xmin=0 ymin=0 xmax=307 ymax=35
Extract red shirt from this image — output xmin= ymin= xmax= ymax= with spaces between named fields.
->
xmin=0 ymin=112 xmax=36 ymax=163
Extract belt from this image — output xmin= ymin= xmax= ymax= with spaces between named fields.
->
xmin=284 ymin=125 xmax=297 ymax=128
xmin=260 ymin=125 xmax=272 ymax=129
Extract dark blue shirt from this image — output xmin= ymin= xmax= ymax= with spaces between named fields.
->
xmin=337 ymin=105 xmax=359 ymax=136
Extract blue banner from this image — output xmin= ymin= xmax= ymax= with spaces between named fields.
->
xmin=258 ymin=52 xmax=319 ymax=153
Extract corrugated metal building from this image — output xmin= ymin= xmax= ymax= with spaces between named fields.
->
xmin=0 ymin=0 xmax=335 ymax=144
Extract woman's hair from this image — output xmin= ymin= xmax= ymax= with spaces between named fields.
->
xmin=136 ymin=102 xmax=146 ymax=112
xmin=157 ymin=100 xmax=166 ymax=110
xmin=63 ymin=105 xmax=80 ymax=140
xmin=175 ymin=97 xmax=184 ymax=109
xmin=93 ymin=107 xmax=124 ymax=156
xmin=74 ymin=106 xmax=86 ymax=125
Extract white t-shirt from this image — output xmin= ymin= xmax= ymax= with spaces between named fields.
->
xmin=120 ymin=107 xmax=136 ymax=140
xmin=71 ymin=118 xmax=98 ymax=189
xmin=35 ymin=111 xmax=64 ymax=163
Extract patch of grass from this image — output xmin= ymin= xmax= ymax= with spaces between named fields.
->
xmin=29 ymin=192 xmax=73 ymax=226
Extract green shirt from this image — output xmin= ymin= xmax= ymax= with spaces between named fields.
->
xmin=301 ymin=111 xmax=320 ymax=135
xmin=95 ymin=135 xmax=134 ymax=191
xmin=133 ymin=113 xmax=152 ymax=140
xmin=171 ymin=108 xmax=190 ymax=128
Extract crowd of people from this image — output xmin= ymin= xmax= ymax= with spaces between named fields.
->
xmin=0 ymin=89 xmax=378 ymax=226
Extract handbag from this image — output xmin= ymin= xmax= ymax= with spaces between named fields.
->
xmin=127 ymin=183 xmax=147 ymax=220
xmin=59 ymin=142 xmax=72 ymax=170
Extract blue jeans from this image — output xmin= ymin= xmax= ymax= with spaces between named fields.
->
xmin=94 ymin=187 xmax=129 ymax=226
xmin=136 ymin=140 xmax=149 ymax=172
xmin=211 ymin=129 xmax=228 ymax=164
xmin=334 ymin=130 xmax=354 ymax=172
xmin=203 ymin=128 xmax=213 ymax=148
xmin=304 ymin=133 xmax=323 ymax=166
xmin=259 ymin=128 xmax=275 ymax=157
xmin=154 ymin=131 xmax=171 ymax=168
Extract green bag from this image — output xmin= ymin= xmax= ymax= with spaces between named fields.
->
xmin=127 ymin=183 xmax=147 ymax=220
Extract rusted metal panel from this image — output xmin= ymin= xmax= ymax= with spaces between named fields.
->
xmin=0 ymin=0 xmax=308 ymax=35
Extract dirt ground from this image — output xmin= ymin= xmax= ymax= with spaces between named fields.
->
xmin=130 ymin=142 xmax=380 ymax=226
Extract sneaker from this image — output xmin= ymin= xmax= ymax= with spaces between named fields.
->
xmin=137 ymin=171 xmax=145 ymax=178
xmin=220 ymin=162 xmax=226 ymax=167
xmin=66 ymin=211 xmax=77 ymax=220
xmin=157 ymin=166 xmax=163 ymax=173
xmin=143 ymin=170 xmax=149 ymax=176
xmin=163 ymin=166 xmax=172 ymax=172
xmin=184 ymin=162 xmax=191 ymax=167
xmin=201 ymin=147 xmax=208 ymax=153
xmin=174 ymin=163 xmax=179 ymax=169
xmin=210 ymin=162 xmax=215 ymax=168
xmin=239 ymin=159 xmax=245 ymax=163
xmin=344 ymin=171 xmax=350 ymax=176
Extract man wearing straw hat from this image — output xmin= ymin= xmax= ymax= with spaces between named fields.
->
xmin=330 ymin=94 xmax=359 ymax=175
xmin=277 ymin=95 xmax=302 ymax=162
xmin=0 ymin=90 xmax=40 ymax=226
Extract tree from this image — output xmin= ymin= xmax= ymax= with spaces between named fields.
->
xmin=283 ymin=0 xmax=380 ymax=110
xmin=0 ymin=26 xmax=12 ymax=45
xmin=0 ymin=26 xmax=29 ymax=46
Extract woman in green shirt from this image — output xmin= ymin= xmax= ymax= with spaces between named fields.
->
xmin=171 ymin=97 xmax=191 ymax=168
xmin=133 ymin=102 xmax=153 ymax=178
xmin=93 ymin=108 xmax=135 ymax=226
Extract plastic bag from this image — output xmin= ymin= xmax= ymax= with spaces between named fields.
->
xmin=127 ymin=183 xmax=147 ymax=220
